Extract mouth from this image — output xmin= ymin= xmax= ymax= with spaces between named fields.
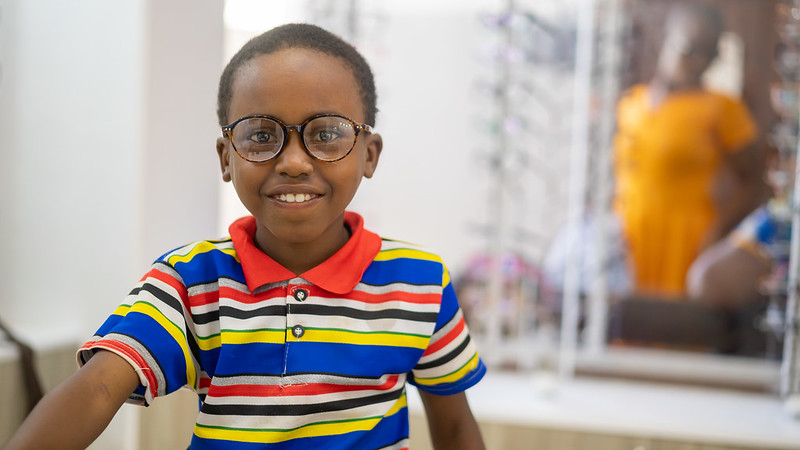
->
xmin=270 ymin=193 xmax=319 ymax=204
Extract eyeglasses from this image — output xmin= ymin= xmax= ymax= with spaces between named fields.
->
xmin=221 ymin=113 xmax=372 ymax=163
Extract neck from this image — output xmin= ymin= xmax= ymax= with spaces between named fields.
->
xmin=648 ymin=76 xmax=702 ymax=107
xmin=254 ymin=220 xmax=351 ymax=275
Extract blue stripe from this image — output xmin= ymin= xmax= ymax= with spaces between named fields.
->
xmin=164 ymin=245 xmax=245 ymax=287
xmin=286 ymin=342 xmax=425 ymax=376
xmin=361 ymin=257 xmax=443 ymax=287
xmin=210 ymin=341 xmax=425 ymax=377
xmin=211 ymin=343 xmax=287 ymax=376
xmin=188 ymin=405 xmax=409 ymax=449
xmin=112 ymin=311 xmax=189 ymax=395
xmin=435 ymin=282 xmax=460 ymax=331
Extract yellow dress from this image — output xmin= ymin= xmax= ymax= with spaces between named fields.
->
xmin=613 ymin=85 xmax=756 ymax=298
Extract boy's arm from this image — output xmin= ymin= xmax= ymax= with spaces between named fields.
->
xmin=3 ymin=349 xmax=140 ymax=450
xmin=418 ymin=390 xmax=485 ymax=450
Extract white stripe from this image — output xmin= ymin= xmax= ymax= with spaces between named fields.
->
xmin=300 ymin=296 xmax=440 ymax=314
xmin=354 ymin=281 xmax=441 ymax=295
xmin=196 ymin=397 xmax=402 ymax=429
xmin=416 ymin=320 xmax=471 ymax=366
xmin=212 ymin=372 xmax=404 ymax=387
xmin=414 ymin=339 xmax=478 ymax=379
xmin=203 ymin=380 xmax=405 ymax=407
xmin=291 ymin=314 xmax=436 ymax=336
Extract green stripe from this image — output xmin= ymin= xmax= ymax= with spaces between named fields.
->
xmin=131 ymin=300 xmax=187 ymax=340
xmin=307 ymin=327 xmax=428 ymax=338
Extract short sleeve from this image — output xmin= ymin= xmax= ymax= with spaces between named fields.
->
xmin=716 ymin=95 xmax=757 ymax=154
xmin=76 ymin=261 xmax=199 ymax=406
xmin=408 ymin=267 xmax=486 ymax=395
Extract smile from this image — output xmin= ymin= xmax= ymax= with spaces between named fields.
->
xmin=273 ymin=193 xmax=315 ymax=203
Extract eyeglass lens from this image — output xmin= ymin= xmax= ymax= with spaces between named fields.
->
xmin=230 ymin=116 xmax=357 ymax=162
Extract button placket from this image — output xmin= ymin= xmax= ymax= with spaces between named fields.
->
xmin=287 ymin=279 xmax=309 ymax=342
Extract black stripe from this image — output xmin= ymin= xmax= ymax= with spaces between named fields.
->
xmin=414 ymin=335 xmax=471 ymax=371
xmin=202 ymin=388 xmax=403 ymax=417
xmin=216 ymin=304 xmax=287 ymax=321
xmin=139 ymin=282 xmax=184 ymax=315
xmin=137 ymin=283 xmax=203 ymax=374
xmin=292 ymin=304 xmax=437 ymax=323
xmin=358 ymin=280 xmax=439 ymax=288
xmin=192 ymin=310 xmax=219 ymax=326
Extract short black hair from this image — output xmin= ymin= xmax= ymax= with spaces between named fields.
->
xmin=217 ymin=23 xmax=378 ymax=127
xmin=667 ymin=3 xmax=724 ymax=46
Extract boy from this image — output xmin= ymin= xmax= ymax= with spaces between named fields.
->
xmin=4 ymin=24 xmax=486 ymax=449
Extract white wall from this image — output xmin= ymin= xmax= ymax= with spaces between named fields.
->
xmin=1 ymin=0 xmax=144 ymax=338
xmin=0 ymin=2 xmax=223 ymax=448
xmin=220 ymin=1 xmax=576 ymax=276
xmin=0 ymin=0 xmax=223 ymax=352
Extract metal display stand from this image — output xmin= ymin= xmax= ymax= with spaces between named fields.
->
xmin=775 ymin=0 xmax=800 ymax=416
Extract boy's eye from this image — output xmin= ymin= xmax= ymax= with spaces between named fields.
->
xmin=249 ymin=130 xmax=275 ymax=144
xmin=308 ymin=127 xmax=341 ymax=143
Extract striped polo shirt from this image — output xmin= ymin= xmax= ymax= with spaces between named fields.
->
xmin=78 ymin=212 xmax=486 ymax=449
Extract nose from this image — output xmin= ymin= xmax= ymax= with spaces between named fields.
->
xmin=274 ymin=129 xmax=314 ymax=177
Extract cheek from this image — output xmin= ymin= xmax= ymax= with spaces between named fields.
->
xmin=230 ymin=162 xmax=265 ymax=195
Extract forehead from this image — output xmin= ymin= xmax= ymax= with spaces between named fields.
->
xmin=229 ymin=48 xmax=365 ymax=123
xmin=670 ymin=14 xmax=716 ymax=46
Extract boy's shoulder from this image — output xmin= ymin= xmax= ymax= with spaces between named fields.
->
xmin=156 ymin=236 xmax=239 ymax=268
xmin=377 ymin=237 xmax=444 ymax=262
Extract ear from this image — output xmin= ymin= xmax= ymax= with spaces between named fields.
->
xmin=362 ymin=133 xmax=382 ymax=179
xmin=216 ymin=137 xmax=233 ymax=182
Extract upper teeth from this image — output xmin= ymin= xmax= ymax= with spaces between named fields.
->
xmin=278 ymin=193 xmax=312 ymax=203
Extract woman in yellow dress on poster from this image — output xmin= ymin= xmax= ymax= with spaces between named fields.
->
xmin=613 ymin=3 xmax=763 ymax=298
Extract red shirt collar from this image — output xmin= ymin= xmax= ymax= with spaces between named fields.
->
xmin=228 ymin=211 xmax=381 ymax=294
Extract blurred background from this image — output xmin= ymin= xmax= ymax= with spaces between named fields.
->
xmin=2 ymin=0 xmax=800 ymax=448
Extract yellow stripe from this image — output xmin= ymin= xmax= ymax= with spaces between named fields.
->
xmin=221 ymin=329 xmax=286 ymax=346
xmin=167 ymin=241 xmax=239 ymax=266
xmin=111 ymin=304 xmax=131 ymax=316
xmin=195 ymin=333 xmax=222 ymax=351
xmin=374 ymin=248 xmax=442 ymax=264
xmin=289 ymin=328 xmax=430 ymax=349
xmin=385 ymin=391 xmax=408 ymax=416
xmin=131 ymin=301 xmax=197 ymax=389
xmin=193 ymin=394 xmax=408 ymax=444
xmin=413 ymin=352 xmax=480 ymax=386
xmin=194 ymin=416 xmax=380 ymax=444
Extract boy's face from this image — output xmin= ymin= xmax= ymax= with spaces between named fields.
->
xmin=657 ymin=18 xmax=718 ymax=87
xmin=217 ymin=48 xmax=382 ymax=255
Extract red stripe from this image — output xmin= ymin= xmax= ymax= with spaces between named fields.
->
xmin=422 ymin=318 xmax=465 ymax=356
xmin=327 ymin=290 xmax=440 ymax=305
xmin=191 ymin=284 xmax=439 ymax=307
xmin=188 ymin=290 xmax=219 ymax=307
xmin=217 ymin=285 xmax=286 ymax=305
xmin=209 ymin=375 xmax=400 ymax=398
xmin=146 ymin=267 xmax=189 ymax=305
xmin=83 ymin=340 xmax=159 ymax=395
